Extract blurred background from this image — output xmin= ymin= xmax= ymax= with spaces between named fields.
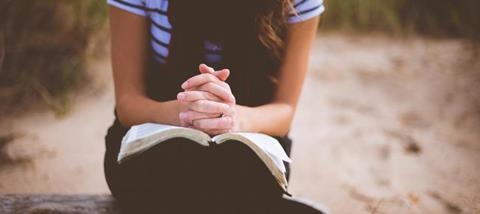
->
xmin=0 ymin=0 xmax=479 ymax=213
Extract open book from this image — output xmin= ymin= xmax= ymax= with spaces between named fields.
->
xmin=118 ymin=123 xmax=292 ymax=192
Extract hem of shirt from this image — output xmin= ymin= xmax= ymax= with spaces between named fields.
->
xmin=107 ymin=0 xmax=147 ymax=17
xmin=288 ymin=5 xmax=325 ymax=24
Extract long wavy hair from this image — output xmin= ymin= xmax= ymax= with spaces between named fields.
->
xmin=255 ymin=0 xmax=294 ymax=59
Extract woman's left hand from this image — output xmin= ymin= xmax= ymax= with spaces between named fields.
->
xmin=179 ymin=64 xmax=242 ymax=135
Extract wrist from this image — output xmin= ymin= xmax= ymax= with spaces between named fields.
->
xmin=235 ymin=105 xmax=254 ymax=132
xmin=152 ymin=100 xmax=182 ymax=126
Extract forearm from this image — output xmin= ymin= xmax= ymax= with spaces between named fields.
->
xmin=238 ymin=17 xmax=320 ymax=137
xmin=116 ymin=95 xmax=180 ymax=127
xmin=237 ymin=103 xmax=294 ymax=137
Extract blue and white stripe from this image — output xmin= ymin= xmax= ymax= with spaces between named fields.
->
xmin=288 ymin=0 xmax=325 ymax=23
xmin=107 ymin=0 xmax=324 ymax=64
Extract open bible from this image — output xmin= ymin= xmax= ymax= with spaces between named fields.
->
xmin=118 ymin=123 xmax=292 ymax=192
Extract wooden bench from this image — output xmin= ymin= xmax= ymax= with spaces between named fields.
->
xmin=0 ymin=194 xmax=119 ymax=214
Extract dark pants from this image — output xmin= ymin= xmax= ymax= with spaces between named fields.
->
xmin=104 ymin=118 xmax=324 ymax=214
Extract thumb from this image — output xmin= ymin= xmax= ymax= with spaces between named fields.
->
xmin=199 ymin=64 xmax=230 ymax=81
xmin=199 ymin=63 xmax=215 ymax=74
xmin=215 ymin=69 xmax=230 ymax=81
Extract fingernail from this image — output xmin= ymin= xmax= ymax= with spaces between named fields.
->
xmin=177 ymin=92 xmax=185 ymax=100
xmin=181 ymin=82 xmax=188 ymax=89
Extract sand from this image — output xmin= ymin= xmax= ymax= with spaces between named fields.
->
xmin=1 ymin=33 xmax=479 ymax=213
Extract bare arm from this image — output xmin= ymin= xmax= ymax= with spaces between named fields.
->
xmin=238 ymin=17 xmax=320 ymax=136
xmin=110 ymin=7 xmax=180 ymax=126
xmin=180 ymin=17 xmax=321 ymax=136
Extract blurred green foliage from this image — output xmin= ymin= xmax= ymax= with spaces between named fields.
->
xmin=322 ymin=0 xmax=480 ymax=41
xmin=0 ymin=0 xmax=108 ymax=116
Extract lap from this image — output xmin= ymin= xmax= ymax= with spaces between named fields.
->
xmin=103 ymin=119 xmax=284 ymax=213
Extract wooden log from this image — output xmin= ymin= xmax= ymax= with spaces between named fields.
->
xmin=0 ymin=194 xmax=119 ymax=214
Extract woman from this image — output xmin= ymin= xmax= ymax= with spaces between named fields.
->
xmin=104 ymin=0 xmax=324 ymax=213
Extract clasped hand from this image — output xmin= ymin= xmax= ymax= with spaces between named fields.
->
xmin=177 ymin=64 xmax=239 ymax=135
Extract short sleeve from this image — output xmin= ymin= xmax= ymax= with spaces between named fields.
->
xmin=107 ymin=0 xmax=147 ymax=17
xmin=288 ymin=0 xmax=325 ymax=23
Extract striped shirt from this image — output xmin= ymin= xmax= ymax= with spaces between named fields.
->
xmin=107 ymin=0 xmax=325 ymax=64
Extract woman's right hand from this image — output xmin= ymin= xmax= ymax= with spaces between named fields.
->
xmin=177 ymin=90 xmax=230 ymax=127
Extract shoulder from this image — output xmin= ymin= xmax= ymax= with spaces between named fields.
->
xmin=288 ymin=0 xmax=325 ymax=24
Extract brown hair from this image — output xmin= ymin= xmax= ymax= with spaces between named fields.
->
xmin=256 ymin=0 xmax=294 ymax=59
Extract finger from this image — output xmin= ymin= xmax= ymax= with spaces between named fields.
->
xmin=179 ymin=118 xmax=190 ymax=127
xmin=198 ymin=64 xmax=230 ymax=81
xmin=218 ymin=80 xmax=232 ymax=92
xmin=189 ymin=81 xmax=231 ymax=93
xmin=214 ymin=69 xmax=230 ymax=81
xmin=189 ymin=100 xmax=232 ymax=114
xmin=177 ymin=91 xmax=222 ymax=102
xmin=192 ymin=117 xmax=233 ymax=130
xmin=199 ymin=64 xmax=215 ymax=74
xmin=196 ymin=82 xmax=235 ymax=103
xmin=181 ymin=73 xmax=221 ymax=90
xmin=179 ymin=110 xmax=221 ymax=125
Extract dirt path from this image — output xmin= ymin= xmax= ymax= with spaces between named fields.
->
xmin=0 ymin=59 xmax=114 ymax=194
xmin=1 ymin=34 xmax=479 ymax=213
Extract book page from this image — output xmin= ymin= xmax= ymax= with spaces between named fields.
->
xmin=213 ymin=133 xmax=291 ymax=163
xmin=118 ymin=123 xmax=211 ymax=163
xmin=123 ymin=123 xmax=178 ymax=144
xmin=269 ymin=153 xmax=287 ymax=173
xmin=212 ymin=132 xmax=291 ymax=191
xmin=235 ymin=133 xmax=292 ymax=163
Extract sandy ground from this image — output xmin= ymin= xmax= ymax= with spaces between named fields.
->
xmin=1 ymin=34 xmax=479 ymax=213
